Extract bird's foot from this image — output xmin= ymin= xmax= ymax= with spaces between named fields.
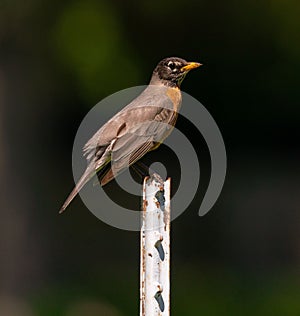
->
xmin=132 ymin=161 xmax=165 ymax=185
xmin=149 ymin=172 xmax=165 ymax=185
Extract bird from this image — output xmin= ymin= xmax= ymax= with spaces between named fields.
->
xmin=60 ymin=57 xmax=202 ymax=213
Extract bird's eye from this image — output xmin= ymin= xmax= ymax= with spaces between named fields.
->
xmin=167 ymin=61 xmax=175 ymax=70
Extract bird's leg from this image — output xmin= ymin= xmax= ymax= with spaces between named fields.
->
xmin=135 ymin=161 xmax=165 ymax=185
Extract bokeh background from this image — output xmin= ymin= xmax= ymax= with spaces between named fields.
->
xmin=1 ymin=0 xmax=300 ymax=315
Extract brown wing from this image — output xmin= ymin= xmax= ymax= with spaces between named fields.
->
xmin=100 ymin=140 xmax=155 ymax=185
xmin=83 ymin=84 xmax=178 ymax=161
xmin=100 ymin=109 xmax=178 ymax=185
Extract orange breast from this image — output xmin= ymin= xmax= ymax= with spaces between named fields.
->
xmin=166 ymin=87 xmax=182 ymax=112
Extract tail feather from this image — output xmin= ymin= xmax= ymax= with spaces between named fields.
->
xmin=100 ymin=167 xmax=115 ymax=186
xmin=59 ymin=166 xmax=95 ymax=214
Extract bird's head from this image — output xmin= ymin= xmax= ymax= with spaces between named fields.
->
xmin=151 ymin=57 xmax=202 ymax=87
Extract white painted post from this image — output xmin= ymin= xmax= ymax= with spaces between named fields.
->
xmin=140 ymin=177 xmax=171 ymax=316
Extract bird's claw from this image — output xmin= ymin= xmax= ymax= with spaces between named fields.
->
xmin=149 ymin=172 xmax=165 ymax=185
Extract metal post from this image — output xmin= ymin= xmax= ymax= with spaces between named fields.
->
xmin=140 ymin=177 xmax=171 ymax=316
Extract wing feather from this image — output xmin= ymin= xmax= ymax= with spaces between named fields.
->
xmin=100 ymin=108 xmax=178 ymax=185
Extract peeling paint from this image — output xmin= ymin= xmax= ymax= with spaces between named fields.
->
xmin=140 ymin=178 xmax=171 ymax=316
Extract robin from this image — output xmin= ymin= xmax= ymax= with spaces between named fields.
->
xmin=60 ymin=57 xmax=201 ymax=213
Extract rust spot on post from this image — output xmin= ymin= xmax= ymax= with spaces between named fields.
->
xmin=143 ymin=199 xmax=148 ymax=211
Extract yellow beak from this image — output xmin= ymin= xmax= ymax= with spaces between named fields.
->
xmin=181 ymin=62 xmax=202 ymax=72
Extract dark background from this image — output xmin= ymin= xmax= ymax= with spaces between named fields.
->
xmin=0 ymin=0 xmax=300 ymax=315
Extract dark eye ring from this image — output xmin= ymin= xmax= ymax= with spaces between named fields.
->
xmin=167 ymin=61 xmax=175 ymax=70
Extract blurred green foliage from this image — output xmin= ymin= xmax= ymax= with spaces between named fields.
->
xmin=52 ymin=1 xmax=141 ymax=103
xmin=29 ymin=266 xmax=300 ymax=315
